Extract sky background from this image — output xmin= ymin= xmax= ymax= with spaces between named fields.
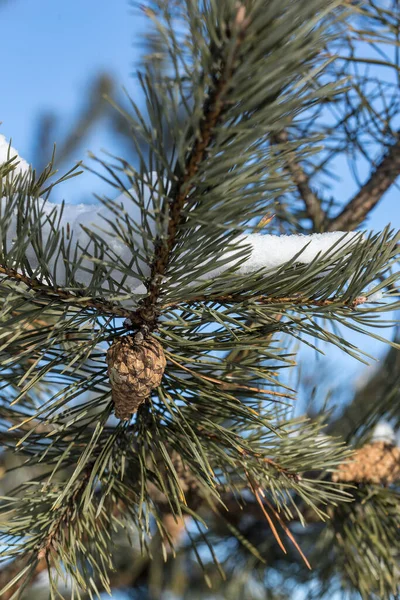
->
xmin=0 ymin=1 xmax=399 ymax=597
xmin=0 ymin=0 xmax=146 ymax=200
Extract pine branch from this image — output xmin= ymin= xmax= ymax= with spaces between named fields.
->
xmin=0 ymin=264 xmax=138 ymax=321
xmin=2 ymin=2 xmax=399 ymax=597
xmin=0 ymin=419 xmax=349 ymax=598
xmin=272 ymin=130 xmax=326 ymax=231
xmin=162 ymin=293 xmax=369 ymax=311
xmin=0 ymin=467 xmax=94 ymax=599
xmin=327 ymin=132 xmax=400 ymax=231
xmin=55 ymin=74 xmax=114 ymax=168
xmin=137 ymin=5 xmax=249 ymax=324
xmin=39 ymin=470 xmax=93 ymax=562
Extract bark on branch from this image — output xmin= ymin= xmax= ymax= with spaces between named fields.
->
xmin=327 ymin=133 xmax=400 ymax=231
xmin=273 ymin=130 xmax=400 ymax=234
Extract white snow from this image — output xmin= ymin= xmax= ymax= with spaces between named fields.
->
xmin=367 ymin=290 xmax=383 ymax=302
xmin=204 ymin=231 xmax=362 ymax=279
xmin=0 ymin=191 xmax=156 ymax=296
xmin=0 ymin=134 xmax=30 ymax=178
xmin=242 ymin=232 xmax=361 ymax=272
xmin=1 ymin=195 xmax=362 ymax=300
xmin=0 ymin=140 xmax=370 ymax=305
xmin=371 ymin=421 xmax=395 ymax=444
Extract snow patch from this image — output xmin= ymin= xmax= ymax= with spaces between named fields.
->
xmin=0 ymin=134 xmax=30 ymax=178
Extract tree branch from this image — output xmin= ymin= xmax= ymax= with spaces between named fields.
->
xmin=136 ymin=7 xmax=249 ymax=325
xmin=327 ymin=342 xmax=400 ymax=442
xmin=272 ymin=130 xmax=326 ymax=231
xmin=0 ymin=264 xmax=139 ymax=322
xmin=162 ymin=293 xmax=369 ymax=311
xmin=327 ymin=132 xmax=400 ymax=231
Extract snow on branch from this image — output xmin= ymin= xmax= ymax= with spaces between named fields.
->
xmin=235 ymin=231 xmax=360 ymax=275
xmin=0 ymin=142 xmax=366 ymax=307
xmin=0 ymin=134 xmax=30 ymax=178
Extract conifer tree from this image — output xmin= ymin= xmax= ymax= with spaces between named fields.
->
xmin=0 ymin=1 xmax=400 ymax=599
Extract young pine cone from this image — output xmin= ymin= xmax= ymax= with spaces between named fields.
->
xmin=332 ymin=441 xmax=400 ymax=486
xmin=107 ymin=335 xmax=166 ymax=420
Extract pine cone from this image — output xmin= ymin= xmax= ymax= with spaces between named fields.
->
xmin=332 ymin=441 xmax=400 ymax=485
xmin=107 ymin=335 xmax=166 ymax=420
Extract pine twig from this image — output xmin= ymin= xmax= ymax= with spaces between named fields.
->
xmin=0 ymin=264 xmax=138 ymax=321
xmin=327 ymin=132 xmax=400 ymax=231
xmin=162 ymin=293 xmax=369 ymax=311
xmin=136 ymin=5 xmax=250 ymax=324
xmin=272 ymin=130 xmax=326 ymax=231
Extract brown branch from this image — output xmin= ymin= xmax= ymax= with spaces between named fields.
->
xmin=327 ymin=132 xmax=400 ymax=232
xmin=272 ymin=130 xmax=326 ymax=231
xmin=37 ymin=469 xmax=93 ymax=562
xmin=136 ymin=6 xmax=249 ymax=325
xmin=327 ymin=341 xmax=400 ymax=441
xmin=0 ymin=264 xmax=139 ymax=322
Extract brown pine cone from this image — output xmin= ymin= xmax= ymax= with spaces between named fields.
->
xmin=106 ymin=334 xmax=166 ymax=420
xmin=332 ymin=441 xmax=400 ymax=485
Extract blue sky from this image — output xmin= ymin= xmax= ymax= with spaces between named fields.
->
xmin=0 ymin=0 xmax=147 ymax=201
xmin=0 ymin=0 xmax=142 ymax=143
